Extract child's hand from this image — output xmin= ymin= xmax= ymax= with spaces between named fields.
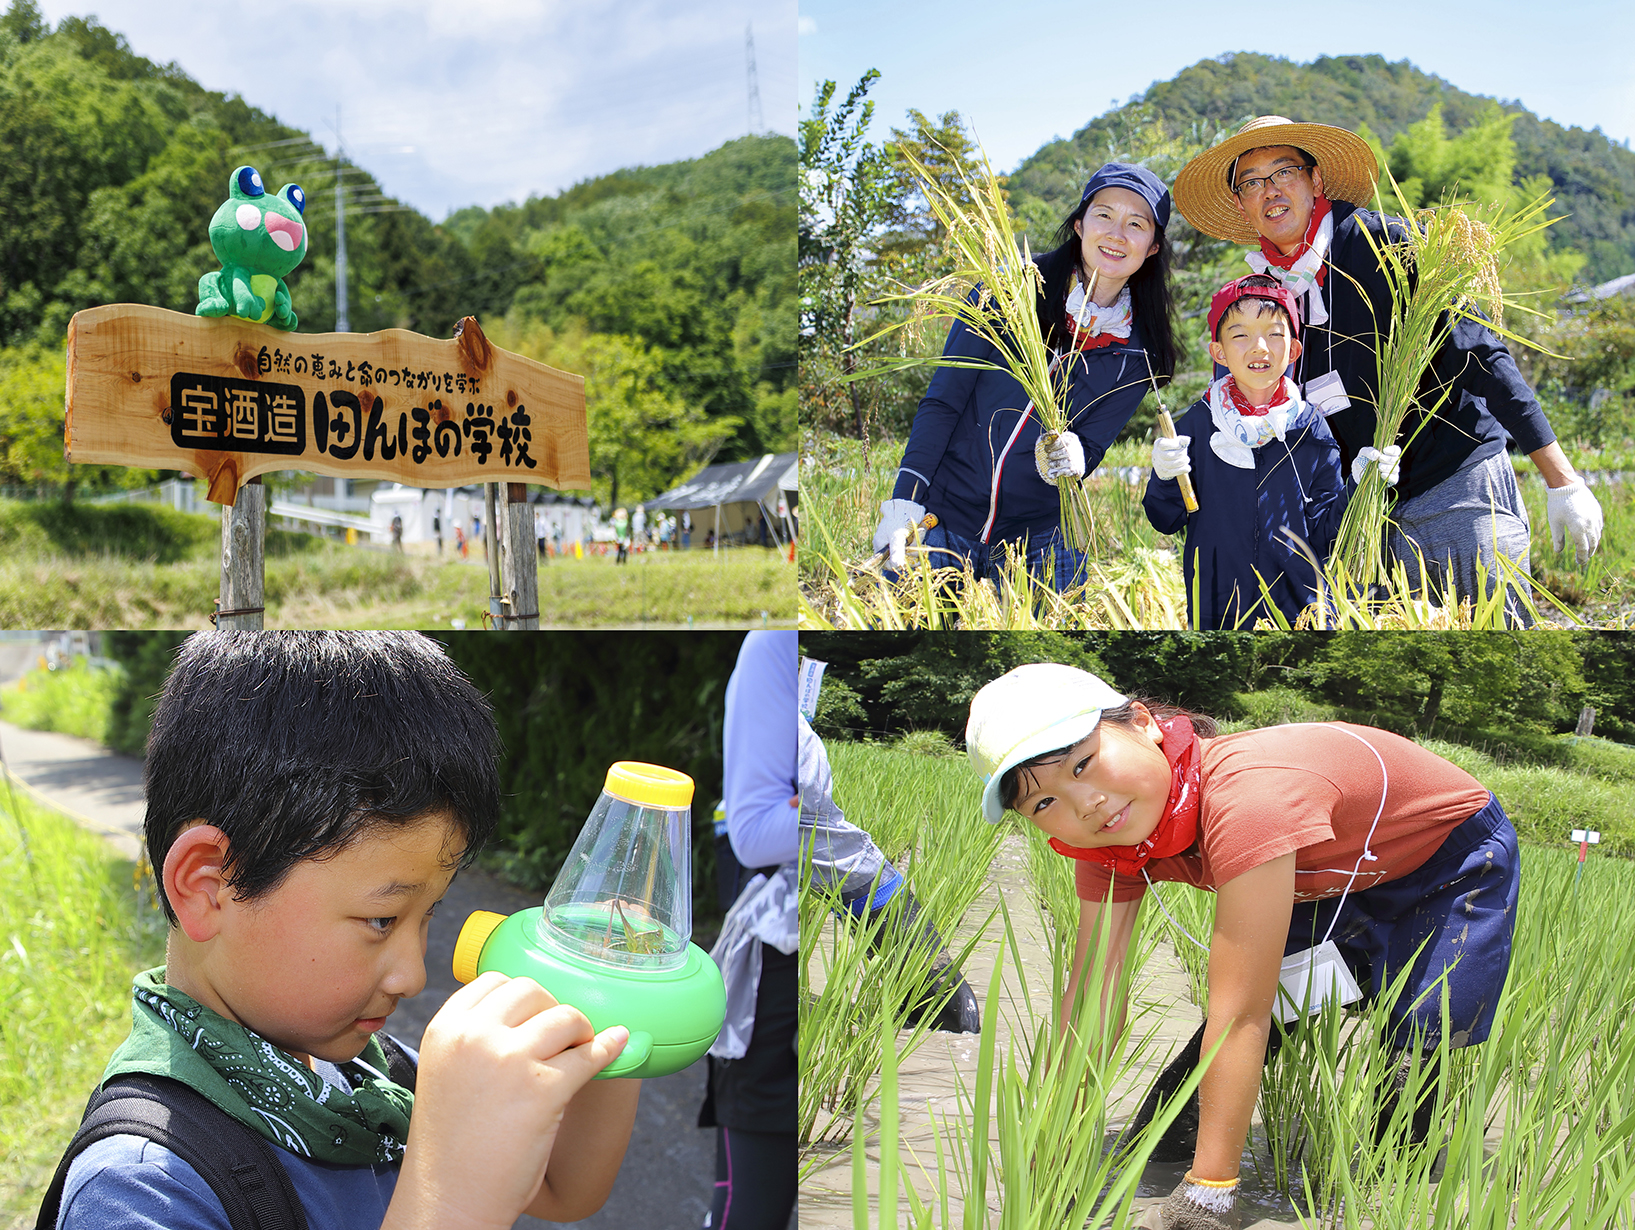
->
xmin=389 ymin=971 xmax=629 ymax=1230
xmin=1152 ymin=435 xmax=1192 ymax=480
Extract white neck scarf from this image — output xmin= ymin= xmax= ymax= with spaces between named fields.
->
xmin=1064 ymin=279 xmax=1133 ymax=341
xmin=1243 ymin=208 xmax=1334 ymax=327
xmin=1207 ymin=375 xmax=1304 ymax=469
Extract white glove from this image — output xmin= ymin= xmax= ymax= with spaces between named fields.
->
xmin=1351 ymin=444 xmax=1402 ymax=487
xmin=1547 ymin=478 xmax=1603 ymax=562
xmin=872 ymin=498 xmax=925 ymax=568
xmin=1034 ymin=431 xmax=1086 ymax=485
xmin=1151 ymin=435 xmax=1192 ymax=481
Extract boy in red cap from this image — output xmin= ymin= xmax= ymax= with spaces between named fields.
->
xmin=1144 ymin=274 xmax=1399 ymax=628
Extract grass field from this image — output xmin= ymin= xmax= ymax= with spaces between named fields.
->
xmin=802 ymin=432 xmax=1635 ymax=630
xmin=0 ymin=784 xmax=164 ymax=1225
xmin=0 ymin=498 xmax=794 ymax=628
xmin=802 ymin=736 xmax=1635 ymax=1228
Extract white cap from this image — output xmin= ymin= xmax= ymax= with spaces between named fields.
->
xmin=966 ymin=664 xmax=1127 ymax=823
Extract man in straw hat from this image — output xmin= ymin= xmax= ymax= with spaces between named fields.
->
xmin=1174 ymin=116 xmax=1603 ymax=620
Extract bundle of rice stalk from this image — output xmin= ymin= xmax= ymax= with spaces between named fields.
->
xmin=858 ymin=141 xmax=1096 ymax=550
xmin=1328 ymin=176 xmax=1560 ymax=588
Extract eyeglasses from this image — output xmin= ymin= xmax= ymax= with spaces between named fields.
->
xmin=1232 ymin=164 xmax=1313 ymax=198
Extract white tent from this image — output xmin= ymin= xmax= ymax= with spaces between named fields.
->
xmin=643 ymin=452 xmax=797 ymax=551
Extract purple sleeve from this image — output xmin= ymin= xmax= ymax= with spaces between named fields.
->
xmin=722 ymin=631 xmax=798 ymax=868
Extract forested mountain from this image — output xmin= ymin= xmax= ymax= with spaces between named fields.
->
xmin=1009 ymin=52 xmax=1635 ymax=283
xmin=0 ymin=2 xmax=793 ymax=499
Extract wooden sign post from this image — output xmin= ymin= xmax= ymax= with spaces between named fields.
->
xmin=65 ymin=305 xmax=589 ymax=628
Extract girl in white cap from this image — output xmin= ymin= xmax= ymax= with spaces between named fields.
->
xmin=965 ymin=662 xmax=1519 ymax=1230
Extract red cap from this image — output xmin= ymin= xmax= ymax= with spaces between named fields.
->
xmin=1208 ymin=276 xmax=1301 ymax=341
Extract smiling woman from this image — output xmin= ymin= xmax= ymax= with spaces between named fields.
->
xmin=872 ymin=161 xmax=1179 ymax=591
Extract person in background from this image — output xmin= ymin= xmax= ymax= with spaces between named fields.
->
xmin=699 ymin=631 xmax=798 ymax=1230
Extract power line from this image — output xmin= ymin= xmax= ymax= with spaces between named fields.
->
xmin=745 ymin=22 xmax=763 ymax=136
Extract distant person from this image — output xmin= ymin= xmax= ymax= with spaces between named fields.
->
xmin=432 ymin=511 xmax=443 ymax=555
xmin=553 ymin=525 xmax=563 ymax=558
xmin=455 ymin=524 xmax=468 ymax=560
xmin=471 ymin=515 xmax=486 ymax=561
xmin=633 ymin=505 xmax=647 ymax=549
xmin=1173 ymin=116 xmax=1603 ymax=621
xmin=390 ymin=513 xmax=404 ymax=553
xmin=682 ymin=510 xmax=692 ymax=550
xmin=613 ymin=508 xmax=630 ymax=565
xmin=38 ymin=633 xmax=639 ymax=1230
xmin=704 ymin=529 xmax=716 ymax=551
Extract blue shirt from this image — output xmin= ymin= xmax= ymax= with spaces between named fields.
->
xmin=57 ymin=1053 xmax=405 ymax=1230
xmin=722 ymin=631 xmax=797 ymax=869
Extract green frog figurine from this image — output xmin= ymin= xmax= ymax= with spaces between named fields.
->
xmin=196 ymin=165 xmax=308 ymax=331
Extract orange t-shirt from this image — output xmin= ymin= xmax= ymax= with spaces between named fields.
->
xmin=1073 ymin=723 xmax=1492 ymax=904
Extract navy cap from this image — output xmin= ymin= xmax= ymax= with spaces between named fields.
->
xmin=1079 ymin=162 xmax=1171 ymax=231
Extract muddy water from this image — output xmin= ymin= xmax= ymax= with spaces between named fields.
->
xmin=800 ymin=833 xmax=1305 ymax=1227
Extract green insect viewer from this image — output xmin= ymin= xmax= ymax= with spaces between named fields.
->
xmin=451 ymin=762 xmax=726 ymax=1079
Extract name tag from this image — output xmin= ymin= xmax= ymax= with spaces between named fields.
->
xmin=1304 ymin=370 xmax=1352 ymax=417
xmin=1275 ymin=939 xmax=1362 ymax=1023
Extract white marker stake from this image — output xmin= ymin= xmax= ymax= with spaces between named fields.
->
xmin=1572 ymin=829 xmax=1601 ymax=893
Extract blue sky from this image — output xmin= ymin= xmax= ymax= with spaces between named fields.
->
xmin=39 ymin=0 xmax=798 ymax=220
xmin=798 ymin=0 xmax=1634 ymax=174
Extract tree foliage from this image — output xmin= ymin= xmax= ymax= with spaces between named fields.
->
xmin=802 ymin=631 xmax=1633 ymax=748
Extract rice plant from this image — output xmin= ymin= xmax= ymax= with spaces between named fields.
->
xmin=809 ymin=735 xmax=1635 ymax=1229
xmin=844 ymin=139 xmax=1099 ymax=550
xmin=1330 ymin=175 xmax=1563 ymax=587
xmin=799 ymin=743 xmax=1006 ymax=1147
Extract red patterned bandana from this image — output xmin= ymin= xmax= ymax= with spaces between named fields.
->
xmin=1224 ymin=375 xmax=1294 ymax=419
xmin=1258 ymin=193 xmax=1332 ymax=286
xmin=1048 ymin=715 xmax=1201 ymax=878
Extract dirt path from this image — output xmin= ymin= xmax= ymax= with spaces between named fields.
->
xmin=800 ymin=834 xmax=1305 ymax=1228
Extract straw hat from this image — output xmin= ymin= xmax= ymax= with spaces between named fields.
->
xmin=1174 ymin=116 xmax=1380 ymax=245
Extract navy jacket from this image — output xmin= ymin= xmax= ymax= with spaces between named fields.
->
xmin=1296 ymin=201 xmax=1555 ymax=502
xmin=891 ymin=283 xmax=1158 ymax=545
xmin=1144 ymin=396 xmax=1348 ymax=629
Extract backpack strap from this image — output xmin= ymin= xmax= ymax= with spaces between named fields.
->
xmin=375 ymin=1033 xmax=418 ymax=1093
xmin=34 ymin=1073 xmax=308 ymax=1230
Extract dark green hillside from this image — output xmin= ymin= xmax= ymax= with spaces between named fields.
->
xmin=1010 ymin=53 xmax=1635 ymax=282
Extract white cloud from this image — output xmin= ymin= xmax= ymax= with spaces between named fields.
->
xmin=35 ymin=0 xmax=797 ymax=217
xmin=798 ymin=15 xmax=816 ymax=34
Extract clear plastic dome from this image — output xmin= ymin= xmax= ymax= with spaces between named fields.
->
xmin=539 ymin=762 xmax=693 ymax=971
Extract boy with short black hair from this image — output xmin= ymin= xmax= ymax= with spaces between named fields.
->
xmin=47 ymin=632 xmax=639 ymax=1230
xmin=1144 ymin=274 xmax=1400 ymax=628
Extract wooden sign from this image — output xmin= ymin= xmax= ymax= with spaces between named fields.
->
xmin=65 ymin=305 xmax=591 ymax=504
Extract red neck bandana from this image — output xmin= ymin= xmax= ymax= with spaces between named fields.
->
xmin=1048 ymin=716 xmax=1202 ymax=878
xmin=1258 ymin=193 xmax=1332 ymax=285
xmin=1225 ymin=375 xmax=1293 ymax=419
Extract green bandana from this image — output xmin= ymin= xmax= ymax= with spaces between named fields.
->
xmin=103 ymin=967 xmax=414 ymax=1165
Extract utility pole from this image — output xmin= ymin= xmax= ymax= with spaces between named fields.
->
xmin=745 ymin=22 xmax=763 ymax=135
xmin=334 ymin=106 xmax=350 ymax=332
